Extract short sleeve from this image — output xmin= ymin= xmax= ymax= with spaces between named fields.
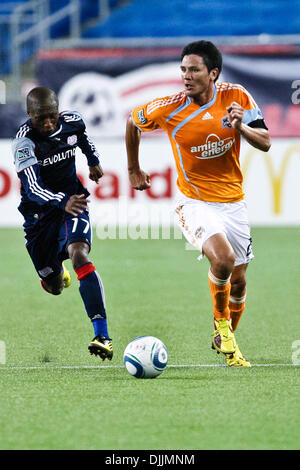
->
xmin=132 ymin=103 xmax=162 ymax=132
xmin=239 ymin=87 xmax=264 ymax=125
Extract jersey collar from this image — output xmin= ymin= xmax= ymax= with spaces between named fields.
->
xmin=190 ymin=83 xmax=217 ymax=111
xmin=48 ymin=124 xmax=62 ymax=138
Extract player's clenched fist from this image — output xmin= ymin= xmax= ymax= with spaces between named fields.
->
xmin=89 ymin=164 xmax=103 ymax=184
xmin=129 ymin=169 xmax=151 ymax=191
xmin=226 ymin=102 xmax=244 ymax=130
xmin=65 ymin=194 xmax=90 ymax=216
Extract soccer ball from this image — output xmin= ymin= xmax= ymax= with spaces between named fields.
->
xmin=123 ymin=336 xmax=168 ymax=379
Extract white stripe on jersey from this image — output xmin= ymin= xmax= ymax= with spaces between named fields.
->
xmin=217 ymin=83 xmax=258 ymax=109
xmin=25 ymin=166 xmax=65 ymax=201
xmin=16 ymin=125 xmax=30 ymax=138
xmin=84 ymin=131 xmax=100 ymax=158
xmin=24 ymin=166 xmax=65 ymax=202
xmin=24 ymin=167 xmax=50 ymax=202
xmin=146 ymin=93 xmax=185 ymax=115
xmin=94 ymin=271 xmax=106 ymax=310
xmin=62 ymin=111 xmax=82 ymax=122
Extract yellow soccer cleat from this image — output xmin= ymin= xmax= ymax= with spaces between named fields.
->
xmin=88 ymin=335 xmax=113 ymax=361
xmin=62 ymin=262 xmax=71 ymax=288
xmin=212 ymin=317 xmax=237 ymax=355
xmin=225 ymin=344 xmax=251 ymax=367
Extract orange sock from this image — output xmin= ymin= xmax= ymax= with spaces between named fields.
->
xmin=208 ymin=269 xmax=231 ymax=321
xmin=229 ymin=292 xmax=246 ymax=331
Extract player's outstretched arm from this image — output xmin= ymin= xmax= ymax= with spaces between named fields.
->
xmin=227 ymin=102 xmax=271 ymax=152
xmin=125 ymin=115 xmax=151 ymax=191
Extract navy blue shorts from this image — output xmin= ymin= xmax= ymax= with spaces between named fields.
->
xmin=24 ymin=208 xmax=92 ymax=280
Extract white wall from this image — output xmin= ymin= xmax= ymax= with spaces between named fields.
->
xmin=1 ymin=137 xmax=300 ymax=227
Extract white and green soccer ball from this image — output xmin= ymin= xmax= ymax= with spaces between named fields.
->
xmin=123 ymin=336 xmax=168 ymax=378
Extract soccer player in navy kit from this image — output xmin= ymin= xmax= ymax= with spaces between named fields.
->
xmin=12 ymin=87 xmax=113 ymax=360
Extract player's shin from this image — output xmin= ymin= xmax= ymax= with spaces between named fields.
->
xmin=229 ymin=293 xmax=246 ymax=331
xmin=75 ymin=262 xmax=109 ymax=338
xmin=208 ymin=268 xmax=231 ymax=320
xmin=209 ymin=268 xmax=237 ymax=354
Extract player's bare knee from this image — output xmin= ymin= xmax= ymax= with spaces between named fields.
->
xmin=68 ymin=242 xmax=90 ymax=271
xmin=231 ymin=277 xmax=246 ymax=297
xmin=212 ymin=251 xmax=236 ymax=279
xmin=71 ymin=250 xmax=90 ymax=271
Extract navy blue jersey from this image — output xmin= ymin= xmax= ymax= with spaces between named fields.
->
xmin=12 ymin=111 xmax=100 ymax=216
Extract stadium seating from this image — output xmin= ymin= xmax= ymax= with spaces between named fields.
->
xmin=0 ymin=0 xmax=121 ymax=75
xmin=1 ymin=0 xmax=300 ymax=76
xmin=83 ymin=0 xmax=300 ymax=38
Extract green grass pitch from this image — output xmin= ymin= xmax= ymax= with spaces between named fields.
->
xmin=0 ymin=227 xmax=299 ymax=450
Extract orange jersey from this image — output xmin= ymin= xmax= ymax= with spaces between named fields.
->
xmin=132 ymin=82 xmax=264 ymax=202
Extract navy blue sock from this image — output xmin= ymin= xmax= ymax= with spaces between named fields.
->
xmin=92 ymin=318 xmax=109 ymax=338
xmin=76 ymin=263 xmax=109 ymax=338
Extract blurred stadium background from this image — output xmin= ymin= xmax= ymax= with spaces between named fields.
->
xmin=0 ymin=0 xmax=300 ymax=226
xmin=0 ymin=0 xmax=300 ymax=229
xmin=1 ymin=0 xmax=300 ymax=451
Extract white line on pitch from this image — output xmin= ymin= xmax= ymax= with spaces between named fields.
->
xmin=0 ymin=363 xmax=299 ymax=371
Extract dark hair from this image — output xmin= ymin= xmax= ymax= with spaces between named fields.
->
xmin=181 ymin=41 xmax=222 ymax=80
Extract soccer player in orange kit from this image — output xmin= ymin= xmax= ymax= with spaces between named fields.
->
xmin=125 ymin=41 xmax=271 ymax=367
